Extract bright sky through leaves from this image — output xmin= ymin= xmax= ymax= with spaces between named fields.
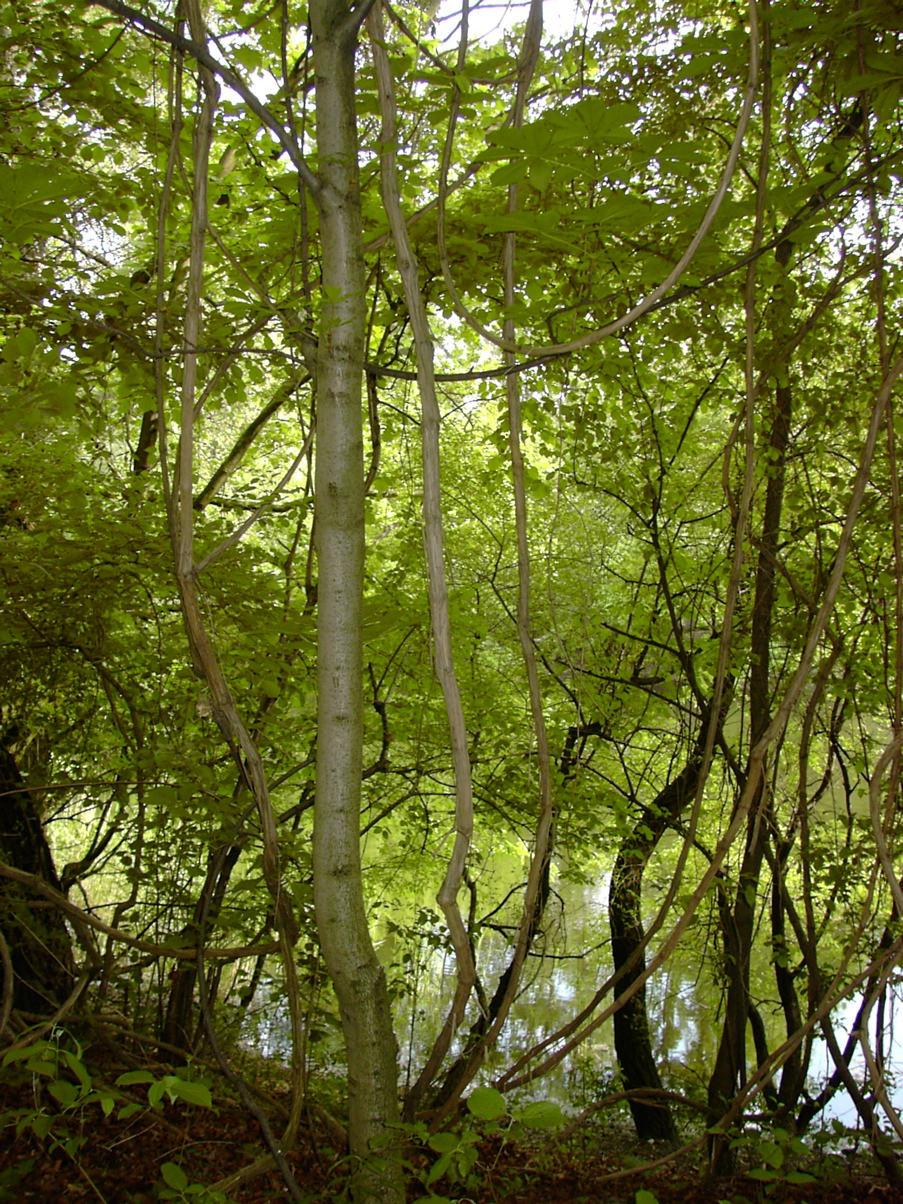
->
xmin=436 ymin=0 xmax=588 ymax=47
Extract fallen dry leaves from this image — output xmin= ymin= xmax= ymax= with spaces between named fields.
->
xmin=2 ymin=1052 xmax=902 ymax=1204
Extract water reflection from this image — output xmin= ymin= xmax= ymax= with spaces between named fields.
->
xmin=245 ymin=868 xmax=903 ymax=1133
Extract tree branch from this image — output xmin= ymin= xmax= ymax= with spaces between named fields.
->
xmin=90 ymin=0 xmax=320 ymax=198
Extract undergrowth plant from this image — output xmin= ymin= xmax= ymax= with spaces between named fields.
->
xmin=729 ymin=1122 xmax=818 ymax=1197
xmin=0 ymin=1027 xmax=229 ymax=1203
xmin=384 ymin=1085 xmax=566 ymax=1204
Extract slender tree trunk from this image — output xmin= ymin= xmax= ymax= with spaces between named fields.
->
xmin=366 ymin=3 xmax=478 ymax=1119
xmin=771 ymin=839 xmax=805 ymax=1109
xmin=310 ymin=6 xmax=402 ymax=1201
xmin=160 ymin=843 xmax=242 ymax=1055
xmin=707 ymin=238 xmax=794 ymax=1165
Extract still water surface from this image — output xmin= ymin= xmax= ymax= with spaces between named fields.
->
xmin=247 ymin=862 xmax=903 ymax=1133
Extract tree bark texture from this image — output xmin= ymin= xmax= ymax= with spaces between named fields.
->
xmin=160 ymin=843 xmax=242 ymax=1056
xmin=310 ymin=6 xmax=402 ymax=1202
xmin=0 ymin=742 xmax=75 ymax=1012
xmin=609 ymin=755 xmax=706 ymax=1142
xmin=610 ymin=847 xmax=679 ymax=1143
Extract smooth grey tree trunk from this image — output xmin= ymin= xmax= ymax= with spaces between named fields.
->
xmin=310 ymin=4 xmax=403 ymax=1202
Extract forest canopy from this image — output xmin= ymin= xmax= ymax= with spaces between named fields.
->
xmin=1 ymin=0 xmax=903 ymax=1200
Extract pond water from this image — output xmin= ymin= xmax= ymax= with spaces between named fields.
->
xmin=244 ymin=858 xmax=903 ymax=1136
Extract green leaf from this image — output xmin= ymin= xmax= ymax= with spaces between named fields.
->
xmin=0 ymin=164 xmax=81 ymax=242
xmin=490 ymin=160 xmax=529 ymax=186
xmin=528 ymin=159 xmax=554 ymax=193
xmin=785 ymin=1170 xmax=817 ymax=1184
xmin=428 ymin=1131 xmax=460 ymax=1154
xmin=142 ymin=785 xmax=180 ymax=809
xmin=30 ymin=1113 xmax=54 ymax=1139
xmin=636 ymin=1191 xmax=659 ymax=1204
xmin=161 ymin=1162 xmax=189 ymax=1191
xmin=48 ymin=1080 xmax=79 ymax=1107
xmin=516 ymin=1100 xmax=565 ymax=1129
xmin=2 ymin=1044 xmax=46 ymax=1068
xmin=1 ymin=327 xmax=38 ymax=362
xmin=170 ymin=1079 xmax=213 ymax=1108
xmin=116 ymin=1070 xmax=155 ymax=1086
xmin=28 ymin=1060 xmax=58 ymax=1078
xmin=466 ymin=1086 xmax=506 ymax=1120
xmin=759 ymin=1139 xmax=784 ymax=1168
xmin=61 ymin=1050 xmax=91 ymax=1091
xmin=231 ymin=44 xmax=263 ymax=73
xmin=426 ymin=1150 xmax=453 ymax=1184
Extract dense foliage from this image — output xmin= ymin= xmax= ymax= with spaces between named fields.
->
xmin=1 ymin=0 xmax=903 ymax=1200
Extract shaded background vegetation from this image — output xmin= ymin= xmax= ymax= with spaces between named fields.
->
xmin=1 ymin=0 xmax=903 ymax=1199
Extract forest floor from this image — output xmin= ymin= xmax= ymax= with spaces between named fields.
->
xmin=1 ymin=1049 xmax=901 ymax=1204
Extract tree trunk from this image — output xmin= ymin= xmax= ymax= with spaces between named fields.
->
xmin=608 ymin=752 xmax=707 ymax=1143
xmin=309 ymin=5 xmax=402 ymax=1202
xmin=610 ymin=846 xmax=679 ymax=1142
xmin=0 ymin=740 xmax=75 ymax=1013
xmin=707 ymin=238 xmax=795 ymax=1169
xmin=771 ymin=841 xmax=805 ymax=1109
xmin=160 ymin=843 xmax=243 ymax=1056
